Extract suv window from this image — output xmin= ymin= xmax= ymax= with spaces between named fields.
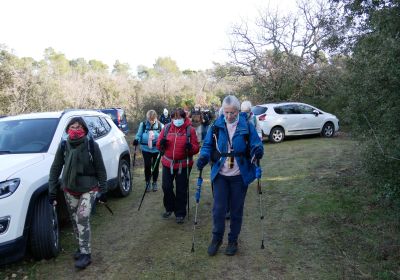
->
xmin=297 ymin=104 xmax=314 ymax=114
xmin=251 ymin=106 xmax=268 ymax=115
xmin=276 ymin=104 xmax=300 ymax=114
xmin=84 ymin=116 xmax=108 ymax=139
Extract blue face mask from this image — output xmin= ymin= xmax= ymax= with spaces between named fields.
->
xmin=173 ymin=119 xmax=184 ymax=127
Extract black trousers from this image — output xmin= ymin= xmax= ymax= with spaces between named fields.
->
xmin=162 ymin=165 xmax=191 ymax=218
xmin=142 ymin=151 xmax=160 ymax=182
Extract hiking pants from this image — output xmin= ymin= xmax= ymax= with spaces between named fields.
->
xmin=212 ymin=174 xmax=248 ymax=243
xmin=162 ymin=165 xmax=191 ymax=218
xmin=142 ymin=151 xmax=160 ymax=183
xmin=64 ymin=190 xmax=97 ymax=254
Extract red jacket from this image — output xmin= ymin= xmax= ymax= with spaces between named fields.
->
xmin=156 ymin=118 xmax=200 ymax=169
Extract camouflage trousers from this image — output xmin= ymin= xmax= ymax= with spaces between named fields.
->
xmin=64 ymin=190 xmax=97 ymax=254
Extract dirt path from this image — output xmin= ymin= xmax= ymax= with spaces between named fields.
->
xmin=3 ymin=136 xmax=391 ymax=279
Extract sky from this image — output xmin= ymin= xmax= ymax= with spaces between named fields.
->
xmin=1 ymin=0 xmax=296 ymax=72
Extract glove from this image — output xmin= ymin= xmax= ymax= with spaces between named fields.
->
xmin=159 ymin=138 xmax=168 ymax=149
xmin=197 ymin=156 xmax=208 ymax=170
xmin=255 ymin=167 xmax=262 ymax=179
xmin=133 ymin=139 xmax=139 ymax=146
xmin=49 ymin=194 xmax=57 ymax=205
xmin=253 ymin=145 xmax=263 ymax=159
xmin=96 ymin=192 xmax=107 ymax=203
xmin=185 ymin=142 xmax=192 ymax=151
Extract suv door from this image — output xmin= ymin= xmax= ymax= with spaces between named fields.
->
xmin=297 ymin=104 xmax=323 ymax=134
xmin=276 ymin=104 xmax=303 ymax=135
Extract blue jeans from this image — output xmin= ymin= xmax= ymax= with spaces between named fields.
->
xmin=212 ymin=174 xmax=248 ymax=243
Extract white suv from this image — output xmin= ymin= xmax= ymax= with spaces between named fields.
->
xmin=0 ymin=110 xmax=132 ymax=265
xmin=251 ymin=102 xmax=339 ymax=143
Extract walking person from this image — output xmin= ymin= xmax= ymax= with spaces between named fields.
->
xmin=133 ymin=110 xmax=163 ymax=192
xmin=159 ymin=108 xmax=171 ymax=125
xmin=197 ymin=95 xmax=264 ymax=256
xmin=190 ymin=104 xmax=203 ymax=142
xmin=241 ymin=100 xmax=263 ymax=140
xmin=48 ymin=117 xmax=107 ymax=269
xmin=157 ymin=108 xmax=200 ymax=224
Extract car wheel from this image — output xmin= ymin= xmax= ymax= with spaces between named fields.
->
xmin=30 ymin=195 xmax=60 ymax=260
xmin=321 ymin=122 xmax=334 ymax=137
xmin=114 ymin=158 xmax=132 ymax=197
xmin=269 ymin=127 xmax=284 ymax=143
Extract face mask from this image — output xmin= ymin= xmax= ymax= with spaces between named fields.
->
xmin=173 ymin=119 xmax=184 ymax=127
xmin=68 ymin=128 xmax=86 ymax=140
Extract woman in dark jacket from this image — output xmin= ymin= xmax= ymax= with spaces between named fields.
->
xmin=48 ymin=117 xmax=107 ymax=269
xmin=156 ymin=108 xmax=200 ymax=224
xmin=197 ymin=95 xmax=264 ymax=256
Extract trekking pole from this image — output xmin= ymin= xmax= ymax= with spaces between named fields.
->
xmin=137 ymin=152 xmax=161 ymax=211
xmin=186 ymin=150 xmax=190 ymax=220
xmin=132 ymin=145 xmax=137 ymax=166
xmin=191 ymin=169 xmax=203 ymax=252
xmin=256 ymin=159 xmax=265 ymax=249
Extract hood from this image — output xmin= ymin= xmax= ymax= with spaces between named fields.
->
xmin=0 ymin=154 xmax=45 ymax=180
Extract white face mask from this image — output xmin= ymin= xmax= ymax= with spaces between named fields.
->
xmin=173 ymin=119 xmax=184 ymax=127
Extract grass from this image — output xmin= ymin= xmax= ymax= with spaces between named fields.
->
xmin=1 ymin=135 xmax=399 ymax=279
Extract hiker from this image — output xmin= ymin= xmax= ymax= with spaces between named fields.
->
xmin=201 ymin=108 xmax=212 ymax=141
xmin=196 ymin=95 xmax=264 ymax=256
xmin=190 ymin=104 xmax=203 ymax=142
xmin=159 ymin=108 xmax=171 ymax=125
xmin=133 ymin=110 xmax=163 ymax=192
xmin=241 ymin=100 xmax=263 ymax=140
xmin=156 ymin=108 xmax=200 ymax=224
xmin=48 ymin=117 xmax=107 ymax=269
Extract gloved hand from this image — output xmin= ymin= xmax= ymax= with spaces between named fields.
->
xmin=197 ymin=156 xmax=208 ymax=170
xmin=159 ymin=138 xmax=168 ymax=149
xmin=49 ymin=195 xmax=57 ymax=206
xmin=96 ymin=192 xmax=107 ymax=203
xmin=185 ymin=142 xmax=192 ymax=151
xmin=255 ymin=166 xmax=262 ymax=179
xmin=133 ymin=139 xmax=139 ymax=146
xmin=253 ymin=145 xmax=263 ymax=159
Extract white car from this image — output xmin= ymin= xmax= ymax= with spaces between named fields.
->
xmin=0 ymin=110 xmax=132 ymax=265
xmin=251 ymin=102 xmax=339 ymax=143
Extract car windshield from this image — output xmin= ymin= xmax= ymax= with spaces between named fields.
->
xmin=0 ymin=118 xmax=59 ymax=154
xmin=251 ymin=106 xmax=268 ymax=115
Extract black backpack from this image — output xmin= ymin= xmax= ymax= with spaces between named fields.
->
xmin=60 ymin=135 xmax=95 ymax=162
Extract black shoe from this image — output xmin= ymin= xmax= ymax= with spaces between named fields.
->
xmin=73 ymin=248 xmax=81 ymax=260
xmin=162 ymin=211 xmax=172 ymax=219
xmin=175 ymin=216 xmax=185 ymax=224
xmin=207 ymin=240 xmax=222 ymax=256
xmin=75 ymin=254 xmax=91 ymax=269
xmin=225 ymin=242 xmax=238 ymax=256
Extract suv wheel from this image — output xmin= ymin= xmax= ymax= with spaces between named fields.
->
xmin=114 ymin=159 xmax=132 ymax=197
xmin=269 ymin=127 xmax=284 ymax=143
xmin=321 ymin=122 xmax=334 ymax=137
xmin=30 ymin=195 xmax=60 ymax=260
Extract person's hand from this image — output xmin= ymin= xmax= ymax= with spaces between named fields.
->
xmin=159 ymin=138 xmax=168 ymax=149
xmin=97 ymin=192 xmax=107 ymax=203
xmin=133 ymin=139 xmax=139 ymax=146
xmin=253 ymin=145 xmax=263 ymax=159
xmin=185 ymin=142 xmax=192 ymax=151
xmin=49 ymin=195 xmax=57 ymax=206
xmin=197 ymin=156 xmax=208 ymax=170
xmin=255 ymin=167 xmax=262 ymax=179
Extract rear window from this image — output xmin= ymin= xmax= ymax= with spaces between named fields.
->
xmin=251 ymin=106 xmax=268 ymax=115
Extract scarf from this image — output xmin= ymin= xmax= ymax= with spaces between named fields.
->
xmin=62 ymin=137 xmax=86 ymax=189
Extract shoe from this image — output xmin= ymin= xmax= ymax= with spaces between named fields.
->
xmin=152 ymin=182 xmax=158 ymax=192
xmin=73 ymin=248 xmax=81 ymax=260
xmin=75 ymin=253 xmax=91 ymax=269
xmin=176 ymin=216 xmax=185 ymax=224
xmin=145 ymin=181 xmax=151 ymax=192
xmin=162 ymin=211 xmax=172 ymax=219
xmin=207 ymin=240 xmax=222 ymax=256
xmin=225 ymin=242 xmax=238 ymax=256
xmin=225 ymin=211 xmax=230 ymax=220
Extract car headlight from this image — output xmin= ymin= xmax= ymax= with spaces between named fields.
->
xmin=0 ymin=179 xmax=20 ymax=199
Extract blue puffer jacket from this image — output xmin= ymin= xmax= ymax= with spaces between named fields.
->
xmin=135 ymin=120 xmax=163 ymax=153
xmin=199 ymin=112 xmax=264 ymax=186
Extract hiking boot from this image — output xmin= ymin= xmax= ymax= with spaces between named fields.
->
xmin=175 ymin=216 xmax=185 ymax=224
xmin=145 ymin=181 xmax=151 ymax=192
xmin=225 ymin=242 xmax=238 ymax=256
xmin=162 ymin=211 xmax=172 ymax=219
xmin=152 ymin=182 xmax=158 ymax=192
xmin=207 ymin=240 xmax=222 ymax=256
xmin=73 ymin=248 xmax=81 ymax=260
xmin=75 ymin=253 xmax=91 ymax=269
xmin=225 ymin=211 xmax=230 ymax=220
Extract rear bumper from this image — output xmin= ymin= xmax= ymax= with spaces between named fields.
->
xmin=0 ymin=235 xmax=26 ymax=266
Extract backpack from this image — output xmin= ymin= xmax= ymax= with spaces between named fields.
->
xmin=142 ymin=121 xmax=162 ymax=133
xmin=162 ymin=123 xmax=191 ymax=146
xmin=60 ymin=135 xmax=95 ymax=162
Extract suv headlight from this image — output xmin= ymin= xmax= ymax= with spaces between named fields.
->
xmin=0 ymin=179 xmax=20 ymax=199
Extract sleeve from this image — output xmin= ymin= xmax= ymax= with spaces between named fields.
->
xmin=48 ymin=144 xmax=65 ymax=197
xmin=198 ymin=125 xmax=214 ymax=162
xmin=93 ymin=142 xmax=107 ymax=193
xmin=249 ymin=122 xmax=264 ymax=158
xmin=156 ymin=127 xmax=166 ymax=150
xmin=135 ymin=122 xmax=144 ymax=141
xmin=189 ymin=126 xmax=200 ymax=156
